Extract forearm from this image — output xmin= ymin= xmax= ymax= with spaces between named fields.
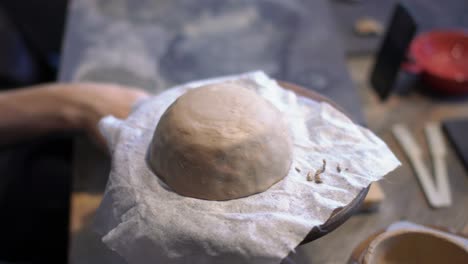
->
xmin=0 ymin=84 xmax=84 ymax=145
xmin=0 ymin=82 xmax=147 ymax=147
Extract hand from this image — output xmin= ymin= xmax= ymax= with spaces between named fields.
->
xmin=64 ymin=83 xmax=149 ymax=147
xmin=0 ymin=82 xmax=148 ymax=147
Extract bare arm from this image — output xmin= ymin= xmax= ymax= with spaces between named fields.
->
xmin=0 ymin=83 xmax=148 ymax=146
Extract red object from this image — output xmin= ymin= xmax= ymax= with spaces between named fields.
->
xmin=408 ymin=30 xmax=468 ymax=95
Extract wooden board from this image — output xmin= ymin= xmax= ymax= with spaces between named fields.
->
xmin=361 ymin=183 xmax=385 ymax=212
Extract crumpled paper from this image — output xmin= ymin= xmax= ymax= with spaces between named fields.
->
xmin=95 ymin=71 xmax=400 ymax=264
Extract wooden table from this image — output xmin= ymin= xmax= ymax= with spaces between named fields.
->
xmin=61 ymin=0 xmax=468 ymax=262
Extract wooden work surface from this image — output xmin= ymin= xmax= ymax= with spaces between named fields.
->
xmin=68 ymin=55 xmax=468 ymax=263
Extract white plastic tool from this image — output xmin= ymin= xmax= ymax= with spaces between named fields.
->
xmin=425 ymin=123 xmax=452 ymax=205
xmin=392 ymin=123 xmax=451 ymax=208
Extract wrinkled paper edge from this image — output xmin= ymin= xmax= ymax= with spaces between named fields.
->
xmin=96 ymin=71 xmax=401 ymax=264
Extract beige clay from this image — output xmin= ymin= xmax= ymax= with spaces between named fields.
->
xmin=148 ymin=83 xmax=293 ymax=200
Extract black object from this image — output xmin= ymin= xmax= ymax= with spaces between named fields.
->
xmin=0 ymin=0 xmax=68 ymax=87
xmin=442 ymin=118 xmax=468 ymax=172
xmin=0 ymin=134 xmax=73 ymax=264
xmin=370 ymin=3 xmax=417 ymax=100
xmin=0 ymin=8 xmax=42 ymax=87
xmin=0 ymin=1 xmax=72 ymax=263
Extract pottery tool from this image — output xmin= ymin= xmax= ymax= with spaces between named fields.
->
xmin=392 ymin=123 xmax=451 ymax=208
xmin=425 ymin=123 xmax=452 ymax=205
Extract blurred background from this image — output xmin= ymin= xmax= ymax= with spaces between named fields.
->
xmin=0 ymin=0 xmax=467 ymax=263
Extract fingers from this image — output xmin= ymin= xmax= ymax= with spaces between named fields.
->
xmin=130 ymin=88 xmax=150 ymax=99
xmin=131 ymin=97 xmax=151 ymax=112
xmin=60 ymin=82 xmax=151 ymax=149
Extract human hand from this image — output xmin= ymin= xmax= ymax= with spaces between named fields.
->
xmin=63 ymin=83 xmax=149 ymax=147
xmin=0 ymin=82 xmax=148 ymax=148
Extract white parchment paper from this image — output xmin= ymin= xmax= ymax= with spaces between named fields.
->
xmin=95 ymin=71 xmax=400 ymax=264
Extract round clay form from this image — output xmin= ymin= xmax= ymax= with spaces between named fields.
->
xmin=148 ymin=83 xmax=293 ymax=200
xmin=363 ymin=230 xmax=468 ymax=264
